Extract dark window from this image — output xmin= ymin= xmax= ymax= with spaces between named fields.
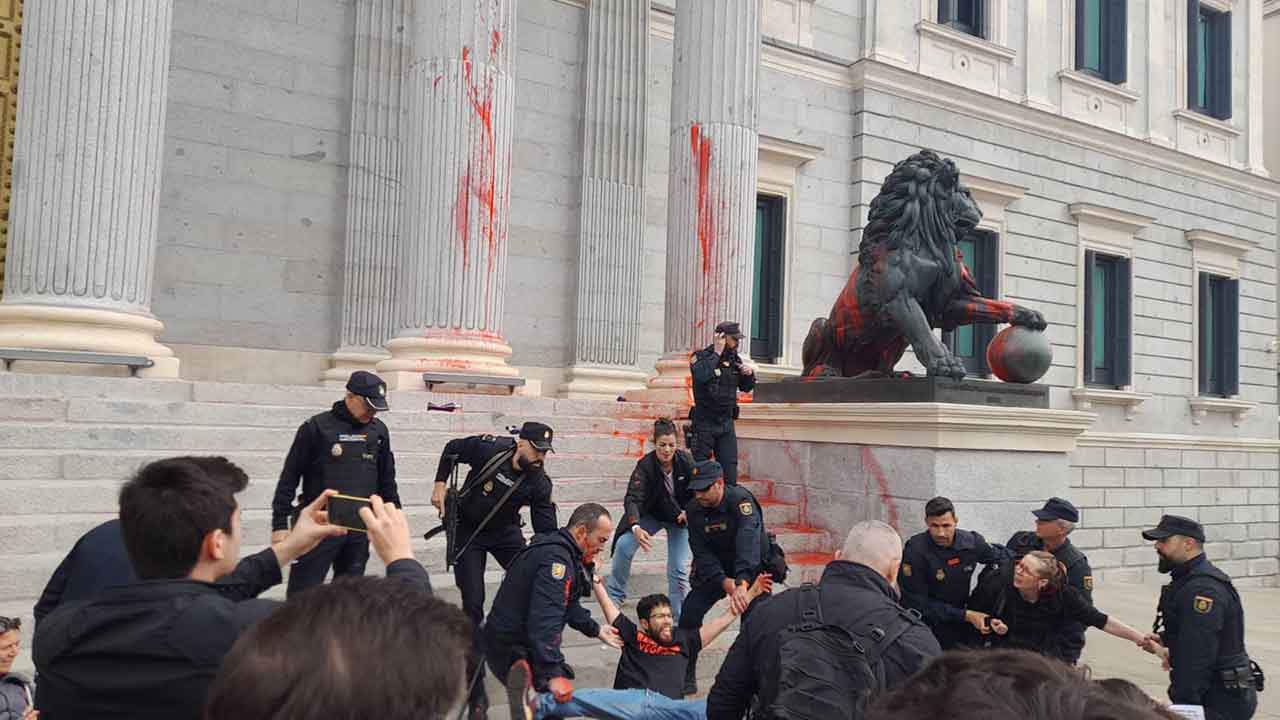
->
xmin=1083 ymin=251 xmax=1131 ymax=388
xmin=1198 ymin=273 xmax=1239 ymax=397
xmin=939 ymin=0 xmax=985 ymax=38
xmin=1076 ymin=0 xmax=1127 ymax=83
xmin=943 ymin=230 xmax=999 ymax=377
xmin=751 ymin=195 xmax=786 ymax=364
xmin=1187 ymin=1 xmax=1232 ymax=120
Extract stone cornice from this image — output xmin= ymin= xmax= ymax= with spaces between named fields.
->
xmin=960 ymin=174 xmax=1027 ymax=207
xmin=1075 ymin=431 xmax=1280 ymax=452
xmin=1185 ymin=229 xmax=1258 ymax=258
xmin=1068 ymin=203 xmax=1156 ymax=235
xmin=738 ymin=402 xmax=1096 ymax=453
xmin=759 ymin=135 xmax=824 ymax=165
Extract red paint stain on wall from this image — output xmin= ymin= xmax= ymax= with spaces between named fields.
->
xmin=454 ymin=31 xmax=505 ymax=275
xmin=690 ymin=125 xmax=714 ymax=275
xmin=612 ymin=430 xmax=649 ymax=459
xmin=859 ymin=446 xmax=900 ymax=532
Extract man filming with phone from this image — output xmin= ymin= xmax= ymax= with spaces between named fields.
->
xmin=270 ymin=370 xmax=399 ymax=597
xmin=689 ymin=322 xmax=755 ymax=487
xmin=430 ymin=421 xmax=559 ymax=720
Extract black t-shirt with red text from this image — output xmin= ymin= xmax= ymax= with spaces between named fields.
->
xmin=611 ymin=615 xmax=702 ymax=699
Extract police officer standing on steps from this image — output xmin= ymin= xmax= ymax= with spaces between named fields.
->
xmin=898 ymin=496 xmax=1004 ymax=650
xmin=689 ymin=321 xmax=756 ymax=486
xmin=678 ymin=459 xmax=779 ymax=696
xmin=431 ymin=421 xmax=559 ymax=720
xmin=1006 ymin=496 xmax=1093 ymax=664
xmin=271 ymin=370 xmax=398 ymax=598
xmin=1141 ymin=515 xmax=1262 ymax=720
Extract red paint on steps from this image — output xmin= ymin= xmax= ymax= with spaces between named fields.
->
xmin=611 ymin=430 xmax=649 ymax=459
xmin=784 ymin=552 xmax=837 ymax=566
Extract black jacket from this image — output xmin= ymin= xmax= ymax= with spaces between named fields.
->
xmin=33 ymin=549 xmax=430 ymax=719
xmin=613 ymin=449 xmax=696 ymax=551
xmin=686 ymin=485 xmax=768 ymax=587
xmin=898 ymin=529 xmax=1001 ymax=644
xmin=690 ymin=344 xmax=756 ymax=422
xmin=484 ymin=529 xmax=599 ymax=684
xmin=271 ymin=401 xmax=398 ymax=531
xmin=968 ymin=564 xmax=1108 ymax=662
xmin=1006 ymin=531 xmax=1092 ymax=663
xmin=33 ymin=519 xmax=136 ymax=628
xmin=436 ymin=434 xmax=557 ymax=534
xmin=1157 ymin=554 xmax=1251 ymax=706
xmin=707 ymin=561 xmax=941 ymax=720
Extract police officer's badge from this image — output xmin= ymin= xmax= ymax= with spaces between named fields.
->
xmin=483 ymin=481 xmax=494 ymax=494
xmin=738 ymin=501 xmax=753 ymax=516
xmin=378 ymin=384 xmax=386 ymax=396
xmin=1083 ymin=576 xmax=1094 ymax=591
xmin=902 ymin=563 xmax=912 ymax=577
xmin=1194 ymin=595 xmax=1214 ymax=614
xmin=935 ymin=568 xmax=946 ymax=582
xmin=551 ymin=563 xmax=566 ymax=580
xmin=331 ymin=443 xmax=343 ymax=457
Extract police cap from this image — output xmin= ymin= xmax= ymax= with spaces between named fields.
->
xmin=518 ymin=421 xmax=555 ymax=452
xmin=1031 ymin=496 xmax=1079 ymax=523
xmin=346 ymin=371 xmax=389 ymax=411
xmin=715 ymin=321 xmax=744 ymax=339
xmin=688 ymin=460 xmax=724 ymax=491
xmin=1142 ymin=514 xmax=1205 ymax=543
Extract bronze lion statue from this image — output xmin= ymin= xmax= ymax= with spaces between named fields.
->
xmin=801 ymin=150 xmax=1046 ymax=379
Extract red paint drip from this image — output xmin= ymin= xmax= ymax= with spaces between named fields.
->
xmin=455 ymin=40 xmax=502 ymax=274
xmin=611 ymin=430 xmax=650 ymax=459
xmin=859 ymin=446 xmax=900 ymax=531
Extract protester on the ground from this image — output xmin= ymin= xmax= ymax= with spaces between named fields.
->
xmin=1140 ymin=515 xmax=1260 ymax=720
xmin=864 ymin=649 xmax=1181 ymax=720
xmin=706 ymin=521 xmax=941 ymax=720
xmin=204 ymin=576 xmax=467 ymax=720
xmin=688 ymin=321 xmax=755 ymax=486
xmin=607 ymin=417 xmax=696 ymax=620
xmin=897 ymin=496 xmax=1004 ymax=649
xmin=431 ymin=421 xmax=558 ymax=720
xmin=678 ymin=460 xmax=781 ymax=696
xmin=484 ymin=503 xmax=623 ymax=720
xmin=34 ymin=456 xmax=427 ymax=720
xmin=0 ymin=617 xmax=35 ymax=720
xmin=967 ymin=550 xmax=1147 ymax=662
xmin=1006 ymin=497 xmax=1093 ymax=663
xmin=271 ymin=370 xmax=399 ymax=597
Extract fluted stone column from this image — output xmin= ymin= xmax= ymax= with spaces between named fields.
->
xmin=378 ymin=0 xmax=519 ymax=389
xmin=560 ymin=0 xmax=649 ymax=400
xmin=633 ymin=0 xmax=760 ymax=402
xmin=323 ymin=0 xmax=412 ymax=385
xmin=0 ymin=0 xmax=179 ymax=377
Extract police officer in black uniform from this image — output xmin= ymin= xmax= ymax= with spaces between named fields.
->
xmin=431 ymin=421 xmax=559 ymax=720
xmin=483 ymin=503 xmax=623 ymax=720
xmin=1006 ymin=496 xmax=1093 ymax=664
xmin=678 ymin=459 xmax=774 ymax=695
xmin=898 ymin=496 xmax=1004 ymax=649
xmin=689 ymin=321 xmax=756 ymax=486
xmin=1142 ymin=515 xmax=1261 ymax=720
xmin=271 ymin=370 xmax=398 ymax=597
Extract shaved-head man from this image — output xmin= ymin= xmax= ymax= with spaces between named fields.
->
xmin=706 ymin=521 xmax=941 ymax=720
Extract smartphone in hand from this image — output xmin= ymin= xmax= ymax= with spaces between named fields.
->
xmin=327 ymin=494 xmax=372 ymax=533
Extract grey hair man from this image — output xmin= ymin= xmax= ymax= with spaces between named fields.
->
xmin=1007 ymin=497 xmax=1093 ymax=664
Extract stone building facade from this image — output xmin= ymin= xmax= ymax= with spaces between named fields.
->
xmin=0 ymin=0 xmax=1277 ymax=583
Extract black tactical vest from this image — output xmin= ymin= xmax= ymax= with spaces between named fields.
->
xmin=308 ymin=411 xmax=384 ymax=497
xmin=1157 ymin=559 xmax=1249 ymax=669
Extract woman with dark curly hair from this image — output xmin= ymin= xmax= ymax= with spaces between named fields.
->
xmin=969 ymin=550 xmax=1149 ymax=662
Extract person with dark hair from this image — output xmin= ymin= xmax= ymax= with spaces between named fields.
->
xmin=707 ymin=521 xmax=939 ymax=720
xmin=1006 ymin=497 xmax=1093 ymax=663
xmin=33 ymin=457 xmax=428 ymax=720
xmin=485 ymin=503 xmax=623 ymax=720
xmin=865 ymin=649 xmax=1182 ymax=720
xmin=968 ymin=551 xmax=1147 ymax=663
xmin=688 ymin=321 xmax=756 ymax=486
xmin=897 ymin=495 xmax=1003 ymax=649
xmin=33 ymin=456 xmax=249 ymax=626
xmin=0 ymin=617 xmax=34 ymax=720
xmin=271 ymin=370 xmax=399 ymax=597
xmin=607 ymin=417 xmax=696 ymax=620
xmin=204 ymin=576 xmax=469 ymax=720
xmin=1093 ymin=678 xmax=1174 ymax=716
xmin=429 ymin=420 xmax=559 ymax=720
xmin=1139 ymin=515 xmax=1260 ymax=720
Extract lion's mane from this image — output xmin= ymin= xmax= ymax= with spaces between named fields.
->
xmin=857 ymin=150 xmax=963 ymax=280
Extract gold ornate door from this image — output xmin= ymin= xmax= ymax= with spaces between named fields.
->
xmin=0 ymin=0 xmax=20 ymax=295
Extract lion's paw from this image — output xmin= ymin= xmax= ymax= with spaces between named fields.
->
xmin=926 ymin=354 xmax=967 ymax=381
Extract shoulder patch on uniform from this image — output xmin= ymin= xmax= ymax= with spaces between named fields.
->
xmin=1083 ymin=576 xmax=1093 ymax=591
xmin=902 ymin=563 xmax=912 ymax=577
xmin=481 ymin=434 xmax=496 ymax=441
xmin=1193 ymin=595 xmax=1214 ymax=614
xmin=551 ymin=562 xmax=566 ymax=580
xmin=738 ymin=501 xmax=753 ymax=516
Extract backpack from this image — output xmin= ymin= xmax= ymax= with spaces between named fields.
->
xmin=756 ymin=585 xmax=917 ymax=720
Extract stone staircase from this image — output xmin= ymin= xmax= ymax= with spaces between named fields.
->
xmin=0 ymin=372 xmax=836 ymax=701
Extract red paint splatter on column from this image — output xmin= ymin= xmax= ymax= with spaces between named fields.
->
xmin=454 ymin=32 xmax=505 ymax=275
xmin=690 ymin=124 xmax=714 ymax=275
xmin=859 ymin=446 xmax=900 ymax=532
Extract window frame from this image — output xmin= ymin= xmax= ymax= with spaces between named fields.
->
xmin=943 ymin=229 xmax=999 ymax=377
xmin=1186 ymin=0 xmax=1232 ymax=120
xmin=1082 ymin=250 xmax=1132 ymax=389
xmin=1197 ymin=272 xmax=1240 ymax=398
xmin=750 ymin=193 xmax=787 ymax=365
xmin=1074 ymin=0 xmax=1127 ymax=84
xmin=938 ymin=0 xmax=986 ymax=38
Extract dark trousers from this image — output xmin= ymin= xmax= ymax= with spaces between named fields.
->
xmin=285 ymin=533 xmax=369 ymax=598
xmin=1201 ymin=686 xmax=1258 ymax=720
xmin=690 ymin=417 xmax=738 ymax=485
xmin=457 ymin=525 xmax=527 ymax=709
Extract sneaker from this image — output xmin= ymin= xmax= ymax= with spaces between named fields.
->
xmin=505 ymin=659 xmax=537 ymax=720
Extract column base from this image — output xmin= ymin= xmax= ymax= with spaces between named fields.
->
xmin=624 ymin=353 xmax=694 ymax=404
xmin=0 ymin=304 xmax=180 ymax=378
xmin=321 ymin=350 xmax=389 ymax=386
xmin=376 ymin=333 xmax=519 ymax=391
xmin=560 ymin=365 xmax=648 ymax=400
